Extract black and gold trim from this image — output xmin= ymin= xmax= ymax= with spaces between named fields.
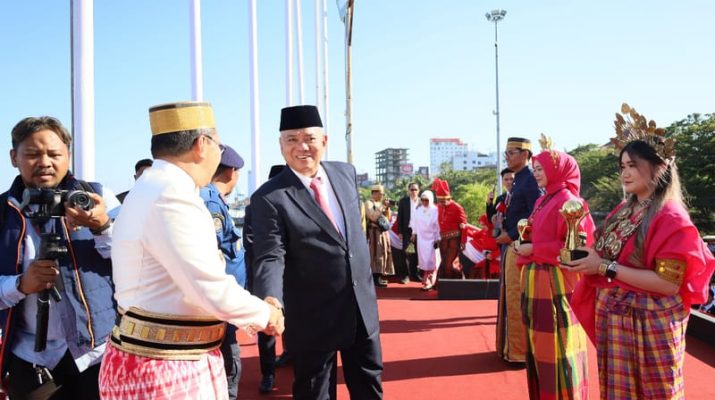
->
xmin=110 ymin=307 xmax=227 ymax=361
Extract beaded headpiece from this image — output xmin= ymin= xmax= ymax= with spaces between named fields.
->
xmin=611 ymin=103 xmax=675 ymax=162
xmin=538 ymin=133 xmax=559 ymax=168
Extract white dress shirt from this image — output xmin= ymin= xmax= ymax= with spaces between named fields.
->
xmin=111 ymin=160 xmax=270 ymax=329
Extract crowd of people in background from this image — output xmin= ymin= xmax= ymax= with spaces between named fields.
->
xmin=0 ymin=102 xmax=713 ymax=400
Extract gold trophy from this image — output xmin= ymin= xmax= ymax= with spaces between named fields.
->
xmin=514 ymin=218 xmax=532 ymax=247
xmin=559 ymin=199 xmax=589 ymax=264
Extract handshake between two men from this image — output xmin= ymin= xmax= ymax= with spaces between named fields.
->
xmin=262 ymin=296 xmax=285 ymax=336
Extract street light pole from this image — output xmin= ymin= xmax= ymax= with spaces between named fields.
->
xmin=486 ymin=9 xmax=506 ymax=195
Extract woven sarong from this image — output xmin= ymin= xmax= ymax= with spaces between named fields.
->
xmin=595 ymin=287 xmax=688 ymax=400
xmin=496 ymin=246 xmax=527 ymax=362
xmin=522 ymin=262 xmax=588 ymax=400
xmin=99 ymin=342 xmax=228 ymax=400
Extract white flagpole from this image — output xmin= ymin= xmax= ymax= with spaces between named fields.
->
xmin=190 ymin=0 xmax=203 ymax=101
xmin=285 ymin=0 xmax=294 ymax=106
xmin=71 ymin=0 xmax=95 ymax=181
xmin=295 ymin=0 xmax=305 ymax=104
xmin=314 ymin=0 xmax=322 ymax=112
xmin=314 ymin=0 xmax=326 ymax=159
xmin=321 ymin=0 xmax=330 ymax=158
xmin=248 ymin=0 xmax=261 ymax=193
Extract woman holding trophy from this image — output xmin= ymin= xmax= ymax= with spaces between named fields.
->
xmin=568 ymin=104 xmax=715 ymax=399
xmin=512 ymin=134 xmax=594 ymax=399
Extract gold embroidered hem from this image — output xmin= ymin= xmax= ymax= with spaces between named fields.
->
xmin=441 ymin=230 xmax=461 ymax=240
xmin=496 ymin=247 xmax=526 ymax=362
xmin=110 ymin=307 xmax=227 ymax=361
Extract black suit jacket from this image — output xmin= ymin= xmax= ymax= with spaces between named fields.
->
xmin=396 ymin=195 xmax=414 ymax=249
xmin=250 ymin=161 xmax=379 ymax=352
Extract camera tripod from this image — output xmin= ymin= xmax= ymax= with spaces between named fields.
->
xmin=34 ymin=233 xmax=66 ymax=352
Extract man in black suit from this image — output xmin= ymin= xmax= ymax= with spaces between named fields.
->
xmin=245 ymin=164 xmax=290 ymax=394
xmin=251 ymin=105 xmax=383 ymax=399
xmin=395 ymin=182 xmax=420 ymax=282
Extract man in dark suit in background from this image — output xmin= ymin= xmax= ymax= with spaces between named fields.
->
xmin=251 ymin=105 xmax=383 ymax=399
xmin=396 ymin=182 xmax=420 ymax=282
xmin=116 ymin=158 xmax=153 ymax=203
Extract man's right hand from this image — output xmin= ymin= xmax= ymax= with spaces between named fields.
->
xmin=19 ymin=260 xmax=59 ymax=294
xmin=262 ymin=297 xmax=285 ymax=336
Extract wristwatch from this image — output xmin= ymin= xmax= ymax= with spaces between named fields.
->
xmin=605 ymin=261 xmax=618 ymax=280
xmin=15 ymin=275 xmax=25 ymax=294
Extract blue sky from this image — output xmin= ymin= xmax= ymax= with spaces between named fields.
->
xmin=1 ymin=1 xmax=714 ymax=198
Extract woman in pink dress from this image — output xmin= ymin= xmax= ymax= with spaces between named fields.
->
xmin=568 ymin=104 xmax=715 ymax=399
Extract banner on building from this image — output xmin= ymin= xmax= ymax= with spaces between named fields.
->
xmin=399 ymin=163 xmax=414 ymax=175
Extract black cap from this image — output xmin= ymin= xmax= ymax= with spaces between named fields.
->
xmin=219 ymin=144 xmax=244 ymax=169
xmin=279 ymin=105 xmax=323 ymax=131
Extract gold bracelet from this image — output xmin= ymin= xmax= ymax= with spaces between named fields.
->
xmin=598 ymin=260 xmax=609 ymax=277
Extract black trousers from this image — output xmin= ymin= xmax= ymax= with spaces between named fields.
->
xmin=258 ymin=332 xmax=276 ymax=377
xmin=292 ymin=315 xmax=383 ymax=400
xmin=459 ymin=253 xmax=478 ymax=278
xmin=6 ymin=351 xmax=100 ymax=400
xmin=406 ymin=236 xmax=420 ymax=280
xmin=220 ymin=326 xmax=241 ymax=400
xmin=391 ymin=246 xmax=408 ymax=278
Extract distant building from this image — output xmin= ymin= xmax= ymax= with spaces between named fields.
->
xmin=430 ymin=138 xmax=467 ymax=176
xmin=356 ymin=173 xmax=370 ymax=187
xmin=375 ymin=148 xmax=409 ymax=189
xmin=452 ymin=151 xmax=496 ymax=171
xmin=416 ymin=166 xmax=430 ymax=180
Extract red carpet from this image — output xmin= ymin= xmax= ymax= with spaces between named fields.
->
xmin=237 ymin=282 xmax=715 ymax=399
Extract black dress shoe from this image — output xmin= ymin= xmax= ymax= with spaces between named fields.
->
xmin=374 ymin=278 xmax=388 ymax=287
xmin=275 ymin=352 xmax=291 ymax=368
xmin=259 ymin=375 xmax=274 ymax=394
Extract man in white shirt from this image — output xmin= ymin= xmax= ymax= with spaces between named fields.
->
xmin=98 ymin=101 xmax=283 ymax=399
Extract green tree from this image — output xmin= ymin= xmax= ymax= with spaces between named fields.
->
xmin=667 ymin=113 xmax=715 ymax=233
xmin=569 ymin=144 xmax=621 ymax=214
xmin=452 ymin=182 xmax=492 ymax=225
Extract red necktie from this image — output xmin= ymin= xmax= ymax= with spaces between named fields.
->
xmin=310 ymin=177 xmax=340 ymax=234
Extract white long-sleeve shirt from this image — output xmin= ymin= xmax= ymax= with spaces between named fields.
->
xmin=111 ymin=160 xmax=270 ymax=329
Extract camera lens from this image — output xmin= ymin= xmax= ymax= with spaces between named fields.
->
xmin=67 ymin=191 xmax=95 ymax=211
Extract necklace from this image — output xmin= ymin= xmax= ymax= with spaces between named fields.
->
xmin=595 ymin=202 xmax=648 ymax=260
xmin=637 ymin=197 xmax=653 ymax=209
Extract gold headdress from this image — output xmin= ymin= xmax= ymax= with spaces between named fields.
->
xmin=538 ymin=133 xmax=559 ymax=168
xmin=611 ymin=103 xmax=675 ymax=161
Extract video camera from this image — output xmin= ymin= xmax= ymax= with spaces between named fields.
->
xmin=19 ymin=188 xmax=95 ymax=222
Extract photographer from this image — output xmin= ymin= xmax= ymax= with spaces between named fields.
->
xmin=0 ymin=116 xmax=119 ymax=399
xmin=364 ymin=184 xmax=394 ymax=287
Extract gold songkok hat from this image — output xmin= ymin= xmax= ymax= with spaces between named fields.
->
xmin=149 ymin=101 xmax=216 ymax=136
xmin=506 ymin=137 xmax=532 ymax=151
xmin=611 ymin=103 xmax=675 ymax=162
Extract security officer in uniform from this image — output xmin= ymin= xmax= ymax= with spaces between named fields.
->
xmin=199 ymin=144 xmax=246 ymax=400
